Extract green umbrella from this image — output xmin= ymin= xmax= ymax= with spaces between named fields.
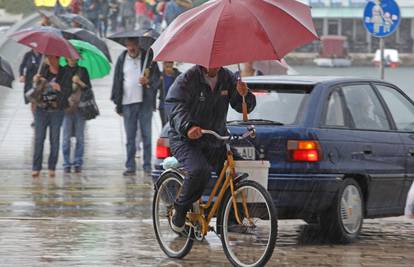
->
xmin=60 ymin=39 xmax=111 ymax=79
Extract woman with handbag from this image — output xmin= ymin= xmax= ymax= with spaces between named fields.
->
xmin=59 ymin=57 xmax=92 ymax=174
xmin=26 ymin=56 xmax=68 ymax=178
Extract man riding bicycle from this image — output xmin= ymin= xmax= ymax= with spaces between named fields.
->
xmin=166 ymin=65 xmax=256 ymax=232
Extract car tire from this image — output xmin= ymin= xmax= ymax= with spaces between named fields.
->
xmin=320 ymin=178 xmax=364 ymax=243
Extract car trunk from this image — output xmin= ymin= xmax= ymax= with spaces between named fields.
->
xmin=228 ymin=124 xmax=316 ymax=173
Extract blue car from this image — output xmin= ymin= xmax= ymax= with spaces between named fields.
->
xmin=153 ymin=76 xmax=414 ymax=243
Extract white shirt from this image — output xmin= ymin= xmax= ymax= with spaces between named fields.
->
xmin=122 ymin=54 xmax=143 ymax=105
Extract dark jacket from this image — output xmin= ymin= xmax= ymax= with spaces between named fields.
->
xmin=56 ymin=65 xmax=91 ymax=113
xmin=110 ymin=49 xmax=161 ymax=114
xmin=159 ymin=67 xmax=181 ymax=110
xmin=166 ymin=65 xmax=256 ymax=144
xmin=27 ymin=65 xmax=69 ymax=111
xmin=19 ymin=51 xmax=42 ymax=95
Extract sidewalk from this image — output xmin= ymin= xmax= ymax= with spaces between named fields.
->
xmin=0 ymin=43 xmax=162 ymax=221
xmin=0 ymin=44 xmax=162 ymax=173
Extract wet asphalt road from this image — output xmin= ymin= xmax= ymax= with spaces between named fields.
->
xmin=0 ymin=44 xmax=414 ymax=266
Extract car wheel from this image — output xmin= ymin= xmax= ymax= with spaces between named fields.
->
xmin=320 ymin=178 xmax=364 ymax=243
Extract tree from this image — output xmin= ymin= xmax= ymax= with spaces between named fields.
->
xmin=2 ymin=0 xmax=35 ymax=15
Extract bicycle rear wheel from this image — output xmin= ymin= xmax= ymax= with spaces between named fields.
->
xmin=218 ymin=180 xmax=277 ymax=267
xmin=152 ymin=171 xmax=193 ymax=258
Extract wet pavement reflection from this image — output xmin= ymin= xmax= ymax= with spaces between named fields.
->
xmin=0 ymin=47 xmax=413 ymax=266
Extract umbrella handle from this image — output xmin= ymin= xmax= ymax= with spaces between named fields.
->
xmin=242 ymin=96 xmax=248 ymax=122
xmin=238 ymin=64 xmax=248 ymax=122
xmin=141 ymin=50 xmax=150 ymax=77
xmin=37 ymin=54 xmax=45 ymax=75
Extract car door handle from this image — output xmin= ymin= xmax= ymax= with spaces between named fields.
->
xmin=409 ymin=148 xmax=414 ymax=157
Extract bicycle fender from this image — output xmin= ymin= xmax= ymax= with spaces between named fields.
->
xmin=154 ymin=168 xmax=186 ymax=191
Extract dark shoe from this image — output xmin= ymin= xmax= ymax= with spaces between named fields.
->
xmin=171 ymin=207 xmax=186 ymax=233
xmin=74 ymin=166 xmax=82 ymax=173
xmin=64 ymin=167 xmax=71 ymax=173
xmin=123 ymin=170 xmax=136 ymax=176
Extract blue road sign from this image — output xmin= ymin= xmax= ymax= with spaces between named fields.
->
xmin=363 ymin=0 xmax=401 ymax=37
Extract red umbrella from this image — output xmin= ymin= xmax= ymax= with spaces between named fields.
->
xmin=151 ymin=0 xmax=318 ymax=68
xmin=9 ymin=28 xmax=80 ymax=59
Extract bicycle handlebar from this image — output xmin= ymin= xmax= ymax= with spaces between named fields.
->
xmin=201 ymin=126 xmax=256 ymax=142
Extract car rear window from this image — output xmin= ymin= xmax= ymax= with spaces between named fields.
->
xmin=227 ymin=84 xmax=312 ymax=125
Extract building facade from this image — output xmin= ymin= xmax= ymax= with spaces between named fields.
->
xmin=300 ymin=0 xmax=414 ymax=53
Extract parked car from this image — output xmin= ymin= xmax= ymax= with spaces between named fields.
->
xmin=152 ymin=75 xmax=414 ymax=243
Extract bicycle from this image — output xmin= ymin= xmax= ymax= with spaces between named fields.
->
xmin=152 ymin=126 xmax=277 ymax=267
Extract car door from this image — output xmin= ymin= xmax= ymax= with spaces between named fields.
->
xmin=340 ymin=83 xmax=406 ymax=216
xmin=374 ymin=84 xmax=414 ymax=207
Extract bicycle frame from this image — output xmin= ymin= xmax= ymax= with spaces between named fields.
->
xmin=186 ymin=145 xmax=252 ymax=237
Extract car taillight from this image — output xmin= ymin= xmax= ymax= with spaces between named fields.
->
xmin=156 ymin=137 xmax=170 ymax=159
xmin=287 ymin=140 xmax=321 ymax=162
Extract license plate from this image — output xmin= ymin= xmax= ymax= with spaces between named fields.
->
xmin=235 ymin=147 xmax=256 ymax=160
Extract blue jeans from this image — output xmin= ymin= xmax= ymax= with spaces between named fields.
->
xmin=123 ymin=102 xmax=152 ymax=172
xmin=33 ymin=108 xmax=64 ymax=171
xmin=62 ymin=111 xmax=86 ymax=168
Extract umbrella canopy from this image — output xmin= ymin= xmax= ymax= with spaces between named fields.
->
xmin=60 ymin=39 xmax=111 ymax=79
xmin=63 ymin=28 xmax=112 ymax=62
xmin=151 ymin=0 xmax=318 ymax=68
xmin=37 ymin=9 xmax=70 ymax=29
xmin=108 ymin=28 xmax=159 ymax=50
xmin=60 ymin=14 xmax=96 ymax=32
xmin=9 ymin=27 xmax=80 ymax=59
xmin=0 ymin=56 xmax=14 ymax=88
xmin=15 ymin=25 xmax=62 ymax=37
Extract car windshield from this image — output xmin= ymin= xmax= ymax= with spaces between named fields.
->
xmin=227 ymin=87 xmax=311 ymax=125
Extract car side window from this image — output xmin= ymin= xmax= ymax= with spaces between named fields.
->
xmin=341 ymin=84 xmax=391 ymax=130
xmin=324 ymin=90 xmax=345 ymax=127
xmin=376 ymin=85 xmax=414 ymax=132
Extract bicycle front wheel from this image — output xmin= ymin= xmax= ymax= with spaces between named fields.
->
xmin=152 ymin=171 xmax=193 ymax=258
xmin=218 ymin=180 xmax=277 ymax=267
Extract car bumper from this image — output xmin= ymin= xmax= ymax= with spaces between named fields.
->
xmin=151 ymin=168 xmax=344 ymax=219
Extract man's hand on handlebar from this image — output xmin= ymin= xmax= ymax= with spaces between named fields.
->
xmin=187 ymin=126 xmax=203 ymax=140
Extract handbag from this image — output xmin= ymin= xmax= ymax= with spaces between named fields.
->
xmin=78 ymin=87 xmax=100 ymax=120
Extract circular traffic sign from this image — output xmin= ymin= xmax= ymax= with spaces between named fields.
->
xmin=363 ymin=0 xmax=401 ymax=38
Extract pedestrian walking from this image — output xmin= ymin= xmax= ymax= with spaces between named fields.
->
xmin=86 ymin=0 xmax=100 ymax=30
xmin=135 ymin=0 xmax=151 ymax=29
xmin=70 ymin=0 xmax=83 ymax=14
xmin=164 ymin=0 xmax=192 ymax=25
xmin=60 ymin=58 xmax=92 ymax=174
xmin=98 ymin=0 xmax=110 ymax=38
xmin=111 ymin=38 xmax=161 ymax=176
xmin=109 ymin=0 xmax=120 ymax=32
xmin=26 ymin=56 xmax=71 ymax=178
xmin=154 ymin=0 xmax=167 ymax=31
xmin=120 ymin=0 xmax=136 ymax=31
xmin=19 ymin=49 xmax=42 ymax=126
xmin=159 ymin=61 xmax=180 ymax=126
xmin=166 ymin=65 xmax=256 ymax=232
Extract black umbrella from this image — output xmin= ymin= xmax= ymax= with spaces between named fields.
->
xmin=37 ymin=9 xmax=70 ymax=29
xmin=59 ymin=14 xmax=96 ymax=32
xmin=108 ymin=28 xmax=160 ymax=51
xmin=63 ymin=28 xmax=112 ymax=62
xmin=0 ymin=56 xmax=14 ymax=88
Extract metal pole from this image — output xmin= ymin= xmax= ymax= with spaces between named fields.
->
xmin=380 ymin=38 xmax=385 ymax=80
xmin=237 ymin=64 xmax=248 ymax=122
